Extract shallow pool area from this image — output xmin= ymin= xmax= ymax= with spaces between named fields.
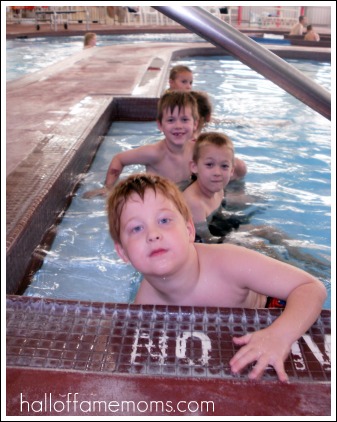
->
xmin=23 ymin=57 xmax=331 ymax=309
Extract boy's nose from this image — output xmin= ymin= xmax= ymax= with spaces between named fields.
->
xmin=147 ymin=228 xmax=161 ymax=242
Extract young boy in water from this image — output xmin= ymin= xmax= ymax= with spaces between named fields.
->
xmin=107 ymin=173 xmax=326 ymax=382
xmin=83 ymin=91 xmax=198 ymax=198
xmin=304 ymin=24 xmax=320 ymax=42
xmin=189 ymin=91 xmax=247 ymax=181
xmin=183 ymin=132 xmax=235 ymax=236
xmin=168 ymin=65 xmax=194 ymax=92
xmin=83 ymin=32 xmax=97 ymax=49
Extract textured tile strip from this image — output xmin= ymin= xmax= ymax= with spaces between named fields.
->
xmin=6 ymin=296 xmax=331 ymax=382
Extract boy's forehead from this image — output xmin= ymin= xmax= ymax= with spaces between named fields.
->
xmin=163 ymin=105 xmax=193 ymax=115
xmin=200 ymin=142 xmax=233 ymax=154
xmin=177 ymin=71 xmax=192 ymax=78
xmin=120 ymin=189 xmax=179 ymax=220
xmin=124 ymin=189 xmax=169 ymax=207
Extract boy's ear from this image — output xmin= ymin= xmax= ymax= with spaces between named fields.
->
xmin=157 ymin=119 xmax=163 ymax=132
xmin=190 ymin=160 xmax=198 ymax=174
xmin=186 ymin=218 xmax=196 ymax=242
xmin=114 ymin=243 xmax=129 ymax=263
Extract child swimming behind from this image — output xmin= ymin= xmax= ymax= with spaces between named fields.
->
xmin=83 ymin=91 xmax=199 ymax=198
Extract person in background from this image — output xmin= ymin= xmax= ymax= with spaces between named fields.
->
xmin=304 ymin=24 xmax=320 ymax=41
xmin=107 ymin=172 xmax=326 ymax=382
xmin=168 ymin=65 xmax=194 ymax=92
xmin=289 ymin=15 xmax=307 ymax=36
xmin=83 ymin=32 xmax=97 ymax=49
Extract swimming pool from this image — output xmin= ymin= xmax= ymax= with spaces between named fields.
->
xmin=23 ymin=56 xmax=331 ymax=308
xmin=6 ymin=32 xmax=295 ymax=82
xmin=6 ymin=33 xmax=205 ymax=81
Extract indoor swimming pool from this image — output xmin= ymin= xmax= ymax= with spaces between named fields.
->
xmin=23 ymin=56 xmax=331 ymax=309
xmin=6 ymin=33 xmax=205 ymax=81
xmin=6 ymin=31 xmax=294 ymax=82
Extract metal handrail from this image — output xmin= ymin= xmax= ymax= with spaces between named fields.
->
xmin=153 ymin=6 xmax=331 ymax=120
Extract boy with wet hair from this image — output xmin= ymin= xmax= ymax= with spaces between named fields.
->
xmin=83 ymin=91 xmax=199 ymax=198
xmin=168 ymin=65 xmax=194 ymax=92
xmin=83 ymin=32 xmax=97 ymax=48
xmin=107 ymin=172 xmax=326 ymax=382
xmin=189 ymin=91 xmax=247 ymax=181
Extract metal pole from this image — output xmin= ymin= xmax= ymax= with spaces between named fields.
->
xmin=153 ymin=6 xmax=330 ymax=120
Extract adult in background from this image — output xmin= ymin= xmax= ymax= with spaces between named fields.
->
xmin=289 ymin=15 xmax=307 ymax=36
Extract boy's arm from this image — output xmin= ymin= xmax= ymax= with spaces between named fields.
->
xmin=230 ymin=280 xmax=326 ymax=382
xmin=83 ymin=144 xmax=160 ymax=198
xmin=105 ymin=143 xmax=161 ymax=188
xmin=224 ymin=245 xmax=327 ymax=381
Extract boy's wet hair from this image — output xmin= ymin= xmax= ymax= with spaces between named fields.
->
xmin=84 ymin=32 xmax=96 ymax=46
xmin=193 ymin=132 xmax=235 ymax=164
xmin=190 ymin=91 xmax=212 ymax=132
xmin=107 ymin=173 xmax=193 ymax=243
xmin=169 ymin=65 xmax=192 ymax=81
xmin=157 ymin=91 xmax=199 ymax=123
xmin=190 ymin=91 xmax=212 ymax=122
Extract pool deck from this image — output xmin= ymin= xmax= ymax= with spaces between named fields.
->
xmin=6 ymin=22 xmax=332 ymax=417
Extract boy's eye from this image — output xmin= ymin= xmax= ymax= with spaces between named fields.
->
xmin=205 ymin=162 xmax=214 ymax=168
xmin=159 ymin=217 xmax=171 ymax=224
xmin=221 ymin=164 xmax=230 ymax=169
xmin=131 ymin=225 xmax=143 ymax=234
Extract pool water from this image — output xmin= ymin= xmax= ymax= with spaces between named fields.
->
xmin=6 ymin=34 xmax=205 ymax=81
xmin=23 ymin=56 xmax=331 ymax=309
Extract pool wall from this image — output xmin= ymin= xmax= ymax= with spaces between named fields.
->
xmin=7 ymin=96 xmax=158 ymax=296
xmin=6 ymin=41 xmax=331 ymax=416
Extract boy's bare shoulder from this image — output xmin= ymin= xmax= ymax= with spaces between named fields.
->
xmin=195 ymin=242 xmax=258 ymax=262
xmin=145 ymin=139 xmax=166 ymax=155
xmin=131 ymin=139 xmax=166 ymax=163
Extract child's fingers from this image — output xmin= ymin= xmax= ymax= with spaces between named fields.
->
xmin=232 ymin=333 xmax=252 ymax=346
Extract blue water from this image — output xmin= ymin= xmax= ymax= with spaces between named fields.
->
xmin=6 ymin=33 xmax=205 ymax=81
xmin=6 ymin=32 xmax=291 ymax=81
xmin=23 ymin=56 xmax=331 ymax=308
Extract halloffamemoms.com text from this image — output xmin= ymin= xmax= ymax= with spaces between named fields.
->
xmin=20 ymin=393 xmax=215 ymax=414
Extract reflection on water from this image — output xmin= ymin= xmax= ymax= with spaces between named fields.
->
xmin=24 ymin=58 xmax=331 ymax=308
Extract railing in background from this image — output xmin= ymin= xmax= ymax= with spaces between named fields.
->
xmin=6 ymin=5 xmax=332 ymax=29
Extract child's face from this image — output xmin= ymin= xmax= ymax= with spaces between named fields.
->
xmin=157 ymin=106 xmax=198 ymax=146
xmin=169 ymin=71 xmax=193 ymax=91
xmin=115 ymin=190 xmax=195 ymax=278
xmin=191 ymin=144 xmax=234 ymax=192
